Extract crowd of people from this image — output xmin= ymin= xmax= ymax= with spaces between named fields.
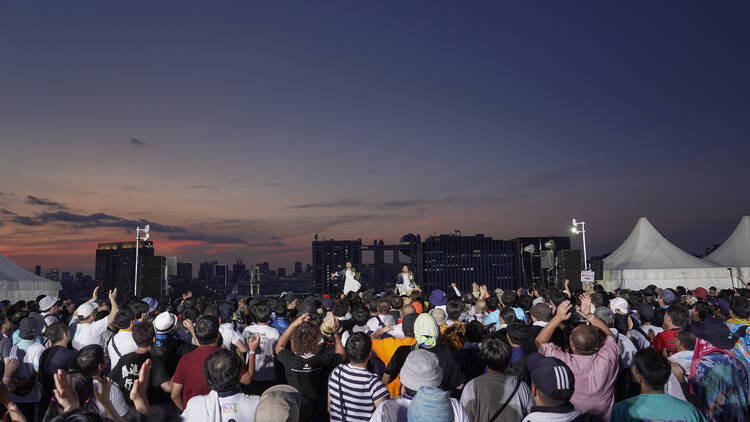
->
xmin=1 ymin=275 xmax=749 ymax=422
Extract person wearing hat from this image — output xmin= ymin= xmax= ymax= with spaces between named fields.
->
xmin=534 ymin=296 xmax=619 ymax=421
xmin=71 ymin=286 xmax=119 ymax=351
xmin=521 ymin=353 xmax=581 ymax=422
xmin=7 ymin=315 xmax=46 ymax=421
xmin=679 ymin=317 xmax=749 ymax=421
xmin=429 ymin=290 xmax=447 ymax=312
xmin=254 ymin=384 xmax=301 ymax=422
xmin=628 ymin=303 xmax=663 ymax=350
xmin=725 ymin=295 xmax=750 ymax=384
xmin=217 ymin=302 xmax=248 ymax=354
xmin=658 ymin=289 xmax=677 ymax=309
xmin=152 ymin=311 xmax=196 ymax=377
xmin=461 ymin=336 xmax=533 ymax=422
xmin=38 ymin=295 xmax=61 ymax=326
xmin=523 ymin=302 xmax=566 ymax=354
xmin=611 ymin=349 xmax=704 ymax=422
xmin=370 ymin=349 xmax=471 ymax=422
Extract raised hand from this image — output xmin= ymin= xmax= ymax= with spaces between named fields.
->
xmin=130 ymin=359 xmax=151 ymax=404
xmin=91 ymin=285 xmax=100 ymax=301
xmin=94 ymin=376 xmax=112 ymax=403
xmin=247 ymin=333 xmax=260 ymax=352
xmin=54 ymin=369 xmax=79 ymax=412
xmin=554 ymin=300 xmax=573 ymax=321
xmin=3 ymin=358 xmax=18 ymax=378
xmin=579 ymin=294 xmax=593 ymax=317
xmin=108 ymin=288 xmax=118 ymax=302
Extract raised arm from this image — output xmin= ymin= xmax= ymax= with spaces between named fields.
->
xmin=275 ymin=313 xmax=309 ymax=355
xmin=536 ymin=300 xmax=572 ymax=349
xmin=106 ymin=288 xmax=119 ymax=326
xmin=578 ymin=295 xmax=612 ymax=337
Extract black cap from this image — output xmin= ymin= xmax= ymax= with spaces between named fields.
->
xmin=526 ymin=353 xmax=575 ymax=399
xmin=19 ymin=316 xmax=43 ymax=340
xmin=691 ymin=317 xmax=736 ymax=350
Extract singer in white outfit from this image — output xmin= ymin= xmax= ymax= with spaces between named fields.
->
xmin=396 ymin=265 xmax=418 ymax=295
xmin=331 ymin=261 xmax=361 ymax=295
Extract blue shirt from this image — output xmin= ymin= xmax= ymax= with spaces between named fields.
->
xmin=270 ymin=317 xmax=290 ymax=334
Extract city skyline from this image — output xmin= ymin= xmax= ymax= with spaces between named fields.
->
xmin=1 ymin=2 xmax=749 ymax=274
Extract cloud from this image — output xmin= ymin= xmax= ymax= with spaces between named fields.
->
xmin=378 ymin=198 xmax=459 ymax=209
xmin=1 ymin=208 xmax=17 ymax=216
xmin=262 ymin=183 xmax=282 ymax=187
xmin=9 ymin=210 xmax=187 ymax=233
xmin=129 ymin=138 xmax=147 ymax=147
xmin=167 ymin=232 xmax=285 ymax=247
xmin=25 ymin=195 xmax=68 ymax=210
xmin=289 ymin=200 xmax=366 ymax=209
xmin=188 ymin=184 xmax=218 ymax=189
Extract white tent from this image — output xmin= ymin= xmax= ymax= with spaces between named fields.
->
xmin=0 ymin=252 xmax=62 ymax=302
xmin=707 ymin=216 xmax=750 ymax=267
xmin=602 ymin=218 xmax=734 ymax=290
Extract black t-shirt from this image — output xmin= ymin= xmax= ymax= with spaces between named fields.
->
xmin=277 ymin=349 xmax=342 ymax=422
xmin=39 ymin=345 xmax=77 ymax=415
xmin=385 ymin=344 xmax=465 ymax=393
xmin=152 ymin=336 xmax=197 ymax=376
xmin=109 ymin=351 xmax=171 ymax=407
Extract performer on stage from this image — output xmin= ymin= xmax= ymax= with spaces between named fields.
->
xmin=331 ymin=261 xmax=361 ymax=295
xmin=396 ymin=264 xmax=418 ymax=295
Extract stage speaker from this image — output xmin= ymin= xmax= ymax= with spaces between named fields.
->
xmin=557 ymin=250 xmax=582 ymax=291
xmin=540 ymin=251 xmax=554 ymax=269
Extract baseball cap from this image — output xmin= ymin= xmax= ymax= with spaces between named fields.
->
xmin=526 ymin=353 xmax=575 ymax=400
xmin=142 ymin=297 xmax=158 ymax=314
xmin=609 ymin=297 xmax=629 ymax=315
xmin=38 ymin=296 xmax=58 ymax=312
xmin=77 ymin=302 xmax=96 ymax=319
xmin=400 ymin=349 xmax=443 ymax=391
xmin=659 ymin=289 xmax=677 ymax=305
xmin=19 ymin=316 xmax=44 ymax=340
xmin=153 ymin=312 xmax=178 ymax=334
xmin=692 ymin=287 xmax=708 ymax=300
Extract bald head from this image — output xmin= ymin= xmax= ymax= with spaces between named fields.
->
xmin=401 ymin=304 xmax=415 ymax=317
xmin=571 ymin=324 xmax=599 ymax=355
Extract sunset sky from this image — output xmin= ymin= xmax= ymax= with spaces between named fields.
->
xmin=1 ymin=1 xmax=749 ymax=274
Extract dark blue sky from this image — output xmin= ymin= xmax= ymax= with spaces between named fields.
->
xmin=1 ymin=1 xmax=748 ymax=272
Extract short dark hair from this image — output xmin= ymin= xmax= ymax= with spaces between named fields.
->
xmin=195 ymin=315 xmax=220 ymax=345
xmin=517 ymin=295 xmax=533 ymax=311
xmin=480 ymin=336 xmax=511 ymax=371
xmin=466 ymin=320 xmax=485 ymax=343
xmin=114 ymin=310 xmax=135 ymax=330
xmin=500 ymin=291 xmax=517 ymax=307
xmin=252 ymin=305 xmax=271 ymax=323
xmin=204 ymin=349 xmax=241 ymax=393
xmin=446 ymin=298 xmax=464 ymax=320
xmin=129 ymin=301 xmax=149 ymax=318
xmin=730 ymin=296 xmax=750 ymax=319
xmin=389 ymin=296 xmax=403 ymax=311
xmin=485 ymin=296 xmax=499 ymax=311
xmin=402 ymin=313 xmax=419 ymax=338
xmin=181 ymin=306 xmax=199 ymax=323
xmin=633 ymin=349 xmax=671 ymax=390
xmin=132 ymin=322 xmax=154 ymax=348
xmin=500 ymin=307 xmax=517 ymax=325
xmin=506 ymin=322 xmax=527 ymax=345
xmin=45 ymin=322 xmax=68 ymax=344
xmin=332 ymin=300 xmax=349 ymax=318
xmin=376 ymin=299 xmax=390 ymax=315
xmin=345 ymin=332 xmax=372 ymax=363
xmin=571 ymin=325 xmax=599 ymax=355
xmin=676 ymin=329 xmax=696 ymax=350
xmin=351 ymin=305 xmax=370 ymax=326
xmin=75 ymin=345 xmax=105 ymax=378
xmin=692 ymin=302 xmax=713 ymax=321
xmin=666 ymin=305 xmax=689 ymax=328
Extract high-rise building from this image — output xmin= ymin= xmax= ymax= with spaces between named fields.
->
xmin=45 ymin=268 xmax=60 ymax=281
xmin=141 ymin=255 xmax=166 ymax=298
xmin=95 ymin=241 xmax=155 ymax=298
xmin=259 ymin=262 xmax=270 ymax=274
xmin=176 ymin=262 xmax=193 ymax=283
xmin=35 ymin=265 xmax=41 ymax=276
xmin=277 ymin=267 xmax=286 ymax=277
xmin=61 ymin=272 xmax=73 ymax=283
xmin=294 ymin=262 xmax=303 ymax=275
xmin=232 ymin=261 xmax=248 ymax=283
xmin=198 ymin=261 xmax=217 ymax=285
xmin=215 ymin=264 xmax=228 ymax=286
xmin=312 ymin=240 xmax=362 ymax=294
xmin=423 ymin=233 xmax=516 ymax=292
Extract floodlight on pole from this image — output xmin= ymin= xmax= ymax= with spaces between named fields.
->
xmin=571 ymin=218 xmax=588 ymax=269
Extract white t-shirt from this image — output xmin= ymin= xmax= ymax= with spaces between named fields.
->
xmin=241 ymin=324 xmax=279 ymax=381
xmin=369 ymin=397 xmax=471 ymax=422
xmin=366 ymin=315 xmax=395 ymax=333
xmin=9 ymin=340 xmax=46 ymax=403
xmin=93 ymin=378 xmax=129 ymax=417
xmin=182 ymin=391 xmax=259 ymax=422
xmin=219 ymin=323 xmax=243 ymax=351
xmin=72 ymin=317 xmax=109 ymax=350
xmin=107 ymin=330 xmax=137 ymax=369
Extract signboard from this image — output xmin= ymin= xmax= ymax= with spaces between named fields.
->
xmin=581 ymin=270 xmax=596 ymax=284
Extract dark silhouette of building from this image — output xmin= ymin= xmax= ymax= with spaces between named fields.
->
xmin=177 ymin=262 xmax=193 ymax=283
xmin=312 ymin=239 xmax=362 ymax=294
xmin=422 ymin=233 xmax=515 ymax=293
xmin=35 ymin=265 xmax=41 ymax=276
xmin=215 ymin=264 xmax=228 ymax=286
xmin=294 ymin=262 xmax=303 ymax=275
xmin=95 ymin=241 xmax=155 ymax=298
xmin=198 ymin=261 xmax=217 ymax=286
xmin=259 ymin=262 xmax=270 ymax=274
xmin=277 ymin=267 xmax=286 ymax=277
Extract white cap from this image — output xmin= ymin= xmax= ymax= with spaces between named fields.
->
xmin=77 ymin=303 xmax=96 ymax=319
xmin=153 ymin=312 xmax=178 ymax=334
xmin=609 ymin=297 xmax=629 ymax=315
xmin=39 ymin=296 xmax=58 ymax=312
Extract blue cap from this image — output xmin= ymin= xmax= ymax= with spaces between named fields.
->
xmin=526 ymin=353 xmax=575 ymax=399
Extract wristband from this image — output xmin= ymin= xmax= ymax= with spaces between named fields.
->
xmin=3 ymin=377 xmax=13 ymax=382
xmin=248 ymin=351 xmax=256 ymax=355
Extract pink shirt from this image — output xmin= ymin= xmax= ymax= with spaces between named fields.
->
xmin=541 ymin=335 xmax=619 ymax=421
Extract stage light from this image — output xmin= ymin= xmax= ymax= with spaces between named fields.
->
xmin=545 ymin=240 xmax=556 ymax=250
xmin=523 ymin=244 xmax=536 ymax=254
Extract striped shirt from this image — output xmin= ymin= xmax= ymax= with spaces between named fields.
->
xmin=328 ymin=363 xmax=389 ymax=422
